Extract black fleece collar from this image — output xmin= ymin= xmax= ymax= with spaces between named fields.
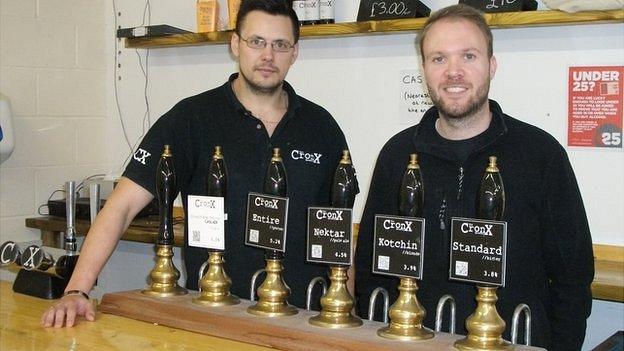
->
xmin=411 ymin=99 xmax=509 ymax=162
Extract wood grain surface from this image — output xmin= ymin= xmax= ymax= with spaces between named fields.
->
xmin=0 ymin=280 xmax=276 ymax=351
xmin=100 ymin=289 xmax=545 ymax=351
xmin=124 ymin=10 xmax=623 ymax=48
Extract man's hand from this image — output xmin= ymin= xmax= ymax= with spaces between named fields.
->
xmin=41 ymin=294 xmax=95 ymax=328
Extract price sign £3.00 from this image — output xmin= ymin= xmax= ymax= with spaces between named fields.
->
xmin=357 ymin=0 xmax=430 ymax=21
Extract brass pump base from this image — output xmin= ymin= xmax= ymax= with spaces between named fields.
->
xmin=377 ymin=277 xmax=434 ymax=341
xmin=193 ymin=251 xmax=240 ymax=307
xmin=309 ymin=266 xmax=362 ymax=328
xmin=247 ymin=258 xmax=298 ymax=317
xmin=454 ymin=286 xmax=511 ymax=351
xmin=142 ymin=245 xmax=187 ymax=297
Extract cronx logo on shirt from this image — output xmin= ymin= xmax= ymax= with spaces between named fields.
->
xmin=133 ymin=148 xmax=151 ymax=165
xmin=290 ymin=149 xmax=322 ymax=164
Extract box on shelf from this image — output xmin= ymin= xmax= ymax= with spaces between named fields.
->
xmin=197 ymin=0 xmax=219 ymax=32
xmin=228 ymin=0 xmax=241 ymax=30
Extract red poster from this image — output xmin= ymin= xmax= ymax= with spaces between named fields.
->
xmin=568 ymin=66 xmax=623 ymax=148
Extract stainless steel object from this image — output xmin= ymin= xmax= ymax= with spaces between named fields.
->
xmin=89 ymin=182 xmax=101 ymax=224
xmin=511 ymin=303 xmax=532 ymax=345
xmin=306 ymin=276 xmax=327 ymax=310
xmin=435 ymin=294 xmax=456 ymax=334
xmin=249 ymin=268 xmax=266 ymax=301
xmin=368 ymin=287 xmax=389 ymax=323
xmin=64 ymin=181 xmax=78 ymax=254
xmin=198 ymin=260 xmax=209 ymax=291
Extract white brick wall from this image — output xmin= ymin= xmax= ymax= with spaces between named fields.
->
xmin=0 ymin=0 xmax=109 ymax=245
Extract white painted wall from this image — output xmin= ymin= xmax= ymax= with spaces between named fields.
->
xmin=0 ymin=1 xmax=621 ymax=349
xmin=111 ymin=0 xmax=623 ymax=245
xmin=0 ymin=0 xmax=110 ymax=245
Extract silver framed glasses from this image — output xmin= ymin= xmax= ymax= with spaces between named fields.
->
xmin=239 ymin=35 xmax=294 ymax=52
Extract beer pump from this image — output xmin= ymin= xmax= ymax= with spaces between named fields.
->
xmin=454 ymin=156 xmax=510 ymax=351
xmin=193 ymin=146 xmax=239 ymax=306
xmin=377 ymin=154 xmax=433 ymax=340
xmin=0 ymin=181 xmax=84 ymax=298
xmin=309 ymin=150 xmax=362 ymax=328
xmin=142 ymin=145 xmax=187 ymax=297
xmin=247 ymin=148 xmax=298 ymax=317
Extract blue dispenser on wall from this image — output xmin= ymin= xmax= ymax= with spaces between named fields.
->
xmin=0 ymin=93 xmax=15 ymax=164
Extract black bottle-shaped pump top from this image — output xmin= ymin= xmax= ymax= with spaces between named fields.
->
xmin=263 ymin=148 xmax=287 ymax=197
xmin=331 ymin=150 xmax=356 ymax=208
xmin=156 ymin=145 xmax=177 ymax=245
xmin=399 ymin=154 xmax=424 ymax=217
xmin=477 ymin=156 xmax=505 ymax=221
xmin=206 ymin=146 xmax=227 ymax=198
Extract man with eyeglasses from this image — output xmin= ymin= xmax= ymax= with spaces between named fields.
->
xmin=42 ymin=0 xmax=355 ymax=328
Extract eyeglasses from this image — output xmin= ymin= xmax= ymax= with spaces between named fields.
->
xmin=239 ymin=35 xmax=294 ymax=53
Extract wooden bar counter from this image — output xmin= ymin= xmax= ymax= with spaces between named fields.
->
xmin=0 ymin=280 xmax=274 ymax=351
xmin=99 ymin=289 xmax=544 ymax=351
xmin=1 ymin=279 xmax=545 ymax=351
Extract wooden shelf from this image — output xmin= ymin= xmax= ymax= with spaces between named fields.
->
xmin=25 ymin=216 xmax=185 ymax=247
xmin=592 ymin=244 xmax=624 ymax=303
xmin=125 ymin=9 xmax=624 ymax=49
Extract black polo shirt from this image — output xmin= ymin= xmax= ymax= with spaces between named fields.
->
xmin=123 ymin=74 xmax=351 ymax=309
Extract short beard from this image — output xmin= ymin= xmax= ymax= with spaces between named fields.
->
xmin=239 ymin=68 xmax=281 ymax=96
xmin=429 ymin=80 xmax=490 ymax=120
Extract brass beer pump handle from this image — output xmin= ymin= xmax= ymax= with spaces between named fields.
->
xmin=194 ymin=146 xmax=239 ymax=306
xmin=455 ymin=156 xmax=510 ymax=350
xmin=308 ymin=150 xmax=362 ymax=328
xmin=194 ymin=251 xmax=240 ymax=306
xmin=377 ymin=277 xmax=433 ymax=340
xmin=377 ymin=154 xmax=432 ymax=340
xmin=454 ymin=285 xmax=511 ymax=350
xmin=143 ymin=145 xmax=187 ymax=297
xmin=247 ymin=258 xmax=298 ymax=317
xmin=308 ymin=265 xmax=362 ymax=328
xmin=248 ymin=148 xmax=297 ymax=317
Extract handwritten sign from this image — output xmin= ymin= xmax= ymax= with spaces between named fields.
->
xmin=245 ymin=193 xmax=288 ymax=252
xmin=458 ymin=0 xmax=537 ymax=13
xmin=449 ymin=217 xmax=507 ymax=286
xmin=357 ymin=0 xmax=430 ymax=21
xmin=399 ymin=69 xmax=433 ymax=124
xmin=372 ymin=215 xmax=425 ymax=279
xmin=307 ymin=207 xmax=353 ymax=266
xmin=187 ymin=195 xmax=226 ymax=250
